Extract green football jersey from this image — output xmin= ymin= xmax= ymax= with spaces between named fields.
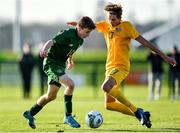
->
xmin=46 ymin=27 xmax=83 ymax=67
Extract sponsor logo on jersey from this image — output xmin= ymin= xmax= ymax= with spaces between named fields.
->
xmin=110 ymin=68 xmax=119 ymax=75
xmin=69 ymin=44 xmax=73 ymax=47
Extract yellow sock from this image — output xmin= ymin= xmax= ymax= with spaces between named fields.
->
xmin=106 ymin=101 xmax=134 ymax=116
xmin=108 ymin=86 xmax=137 ymax=113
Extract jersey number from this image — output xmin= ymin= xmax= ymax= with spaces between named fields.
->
xmin=108 ymin=32 xmax=114 ymax=39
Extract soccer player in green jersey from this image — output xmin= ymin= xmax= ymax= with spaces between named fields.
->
xmin=23 ymin=16 xmax=96 ymax=129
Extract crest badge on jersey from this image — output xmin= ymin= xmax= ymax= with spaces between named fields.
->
xmin=115 ymin=27 xmax=121 ymax=32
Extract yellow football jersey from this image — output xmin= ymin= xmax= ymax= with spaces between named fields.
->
xmin=96 ymin=20 xmax=139 ymax=71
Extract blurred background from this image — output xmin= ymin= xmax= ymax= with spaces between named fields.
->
xmin=0 ymin=0 xmax=180 ymax=99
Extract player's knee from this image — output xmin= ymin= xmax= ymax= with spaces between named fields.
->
xmin=68 ymin=82 xmax=75 ymax=90
xmin=101 ymin=83 xmax=111 ymax=93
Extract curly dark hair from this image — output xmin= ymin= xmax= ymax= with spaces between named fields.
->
xmin=104 ymin=3 xmax=123 ymax=19
xmin=78 ymin=16 xmax=96 ymax=30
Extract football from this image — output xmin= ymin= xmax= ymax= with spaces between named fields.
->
xmin=85 ymin=110 xmax=103 ymax=128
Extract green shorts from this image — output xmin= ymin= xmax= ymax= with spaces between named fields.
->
xmin=43 ymin=58 xmax=65 ymax=87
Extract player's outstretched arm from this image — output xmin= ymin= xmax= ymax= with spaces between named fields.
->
xmin=40 ymin=39 xmax=54 ymax=58
xmin=135 ymin=35 xmax=177 ymax=67
xmin=67 ymin=22 xmax=77 ymax=26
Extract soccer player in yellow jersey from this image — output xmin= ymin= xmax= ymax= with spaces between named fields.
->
xmin=96 ymin=3 xmax=176 ymax=128
xmin=67 ymin=2 xmax=177 ymax=128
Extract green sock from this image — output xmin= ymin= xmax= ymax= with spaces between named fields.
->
xmin=29 ymin=103 xmax=43 ymax=116
xmin=64 ymin=95 xmax=72 ymax=116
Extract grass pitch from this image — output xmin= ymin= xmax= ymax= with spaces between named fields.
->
xmin=0 ymin=85 xmax=180 ymax=132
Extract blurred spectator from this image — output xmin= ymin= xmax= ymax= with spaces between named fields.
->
xmin=19 ymin=43 xmax=35 ymax=99
xmin=36 ymin=43 xmax=47 ymax=95
xmin=167 ymin=45 xmax=180 ymax=100
xmin=147 ymin=49 xmax=164 ymax=101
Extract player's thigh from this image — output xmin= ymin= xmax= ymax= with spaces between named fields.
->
xmin=59 ymin=74 xmax=74 ymax=88
xmin=44 ymin=61 xmax=65 ymax=87
xmin=105 ymin=67 xmax=129 ymax=86
xmin=46 ymin=84 xmax=59 ymax=97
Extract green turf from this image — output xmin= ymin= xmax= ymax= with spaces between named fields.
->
xmin=0 ymin=85 xmax=180 ymax=132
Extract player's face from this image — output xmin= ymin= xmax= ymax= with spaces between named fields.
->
xmin=107 ymin=12 xmax=120 ymax=27
xmin=78 ymin=27 xmax=93 ymax=39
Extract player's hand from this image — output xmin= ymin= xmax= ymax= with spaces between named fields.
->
xmin=40 ymin=50 xmax=48 ymax=58
xmin=164 ymin=56 xmax=177 ymax=67
xmin=67 ymin=21 xmax=77 ymax=26
xmin=67 ymin=61 xmax=74 ymax=70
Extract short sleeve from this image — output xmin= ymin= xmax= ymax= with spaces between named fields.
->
xmin=96 ymin=21 xmax=108 ymax=33
xmin=52 ymin=30 xmax=68 ymax=44
xmin=123 ymin=21 xmax=139 ymax=39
